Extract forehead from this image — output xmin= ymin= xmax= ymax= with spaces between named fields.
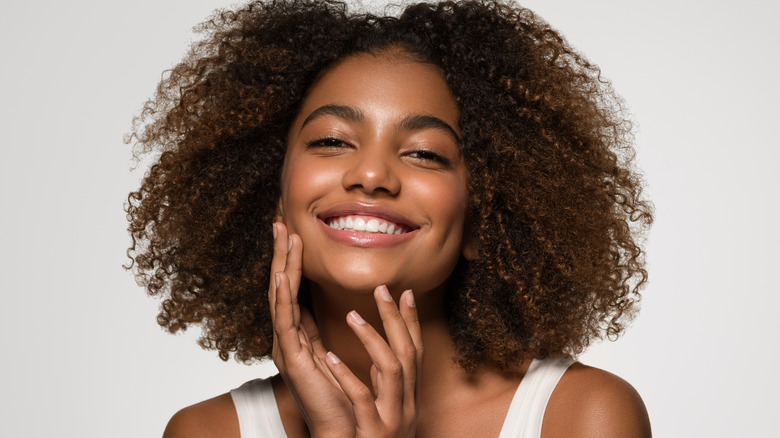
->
xmin=291 ymin=54 xmax=460 ymax=131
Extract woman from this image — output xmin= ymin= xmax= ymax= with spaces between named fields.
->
xmin=126 ymin=1 xmax=653 ymax=436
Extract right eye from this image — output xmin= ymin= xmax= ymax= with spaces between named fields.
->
xmin=306 ymin=137 xmax=350 ymax=148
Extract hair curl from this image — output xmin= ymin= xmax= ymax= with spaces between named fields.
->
xmin=126 ymin=0 xmax=652 ymax=370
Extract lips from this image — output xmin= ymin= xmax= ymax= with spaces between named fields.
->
xmin=316 ymin=203 xmax=418 ymax=246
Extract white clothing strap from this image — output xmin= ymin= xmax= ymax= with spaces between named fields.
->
xmin=498 ymin=356 xmax=576 ymax=438
xmin=230 ymin=378 xmax=287 ymax=438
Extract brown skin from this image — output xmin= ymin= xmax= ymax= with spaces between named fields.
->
xmin=163 ymin=366 xmax=650 ymax=437
xmin=163 ymin=54 xmax=651 ymax=437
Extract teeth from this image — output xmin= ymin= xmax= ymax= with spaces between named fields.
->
xmin=353 ymin=217 xmax=366 ymax=231
xmin=326 ymin=215 xmax=407 ymax=235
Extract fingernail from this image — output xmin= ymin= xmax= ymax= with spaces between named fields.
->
xmin=349 ymin=310 xmax=366 ymax=325
xmin=326 ymin=351 xmax=341 ymax=364
xmin=274 ymin=272 xmax=280 ymax=288
xmin=377 ymin=285 xmax=393 ymax=302
xmin=272 ymin=222 xmax=278 ymax=239
xmin=287 ymin=236 xmax=293 ymax=251
xmin=405 ymin=290 xmax=415 ymax=308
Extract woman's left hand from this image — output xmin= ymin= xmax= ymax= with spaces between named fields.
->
xmin=324 ymin=286 xmax=424 ymax=438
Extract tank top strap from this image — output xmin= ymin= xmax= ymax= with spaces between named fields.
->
xmin=498 ymin=357 xmax=576 ymax=438
xmin=230 ymin=377 xmax=287 ymax=438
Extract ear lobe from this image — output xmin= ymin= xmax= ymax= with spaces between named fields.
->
xmin=461 ymin=231 xmax=478 ymax=261
xmin=274 ymin=198 xmax=284 ymax=223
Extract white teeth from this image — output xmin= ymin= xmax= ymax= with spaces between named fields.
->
xmin=326 ymin=215 xmax=407 ymax=235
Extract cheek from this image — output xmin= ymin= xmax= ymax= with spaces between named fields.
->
xmin=280 ymin=158 xmax=337 ymax=224
xmin=415 ymin=174 xmax=469 ymax=227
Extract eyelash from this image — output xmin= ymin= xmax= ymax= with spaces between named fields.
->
xmin=407 ymin=149 xmax=451 ymax=166
xmin=305 ymin=137 xmax=451 ymax=166
xmin=306 ymin=136 xmax=350 ymax=148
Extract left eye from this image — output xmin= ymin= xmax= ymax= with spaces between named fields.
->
xmin=407 ymin=150 xmax=451 ymax=166
xmin=306 ymin=137 xmax=350 ymax=148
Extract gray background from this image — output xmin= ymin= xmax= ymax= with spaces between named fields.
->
xmin=2 ymin=0 xmax=777 ymax=436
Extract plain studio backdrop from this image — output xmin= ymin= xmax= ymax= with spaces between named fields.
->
xmin=1 ymin=0 xmax=777 ymax=436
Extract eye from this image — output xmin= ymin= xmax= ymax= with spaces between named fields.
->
xmin=306 ymin=137 xmax=350 ymax=149
xmin=406 ymin=149 xmax=452 ymax=166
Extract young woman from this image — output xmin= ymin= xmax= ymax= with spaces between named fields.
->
xmin=126 ymin=1 xmax=653 ymax=436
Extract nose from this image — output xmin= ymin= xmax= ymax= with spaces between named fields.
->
xmin=341 ymin=145 xmax=401 ymax=196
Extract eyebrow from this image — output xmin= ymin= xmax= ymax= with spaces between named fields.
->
xmin=299 ymin=104 xmax=461 ymax=144
xmin=399 ymin=114 xmax=461 ymax=144
xmin=300 ymin=105 xmax=365 ymax=130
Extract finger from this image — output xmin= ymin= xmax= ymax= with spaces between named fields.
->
xmin=346 ymin=310 xmax=403 ymax=413
xmin=301 ymin=307 xmax=328 ymax=360
xmin=268 ymin=222 xmax=290 ymax=321
xmin=399 ymin=289 xmax=424 ymax=405
xmin=375 ymin=286 xmax=419 ymax=404
xmin=325 ymin=351 xmax=382 ymax=427
xmin=285 ymin=233 xmax=303 ymax=325
xmin=374 ymin=286 xmax=417 ymax=364
xmin=273 ymin=271 xmax=304 ymax=358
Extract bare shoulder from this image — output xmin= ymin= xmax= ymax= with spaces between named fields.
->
xmin=162 ymin=393 xmax=240 ymax=438
xmin=542 ymin=363 xmax=651 ymax=438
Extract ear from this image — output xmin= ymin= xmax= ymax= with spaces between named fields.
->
xmin=461 ymin=222 xmax=478 ymax=261
xmin=274 ymin=198 xmax=284 ymax=223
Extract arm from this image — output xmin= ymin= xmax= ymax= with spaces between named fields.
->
xmin=542 ymin=364 xmax=652 ymax=438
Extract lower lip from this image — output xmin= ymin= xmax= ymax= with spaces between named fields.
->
xmin=319 ymin=220 xmax=416 ymax=247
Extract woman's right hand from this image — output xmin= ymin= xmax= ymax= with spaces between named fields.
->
xmin=269 ymin=222 xmax=424 ymax=438
xmin=269 ymin=222 xmax=356 ymax=437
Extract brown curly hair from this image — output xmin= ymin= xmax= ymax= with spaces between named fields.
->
xmin=126 ymin=0 xmax=652 ymax=370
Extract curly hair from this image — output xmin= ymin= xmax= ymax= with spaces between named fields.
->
xmin=126 ymin=0 xmax=652 ymax=370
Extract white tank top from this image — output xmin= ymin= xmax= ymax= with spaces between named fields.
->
xmin=230 ymin=356 xmax=575 ymax=438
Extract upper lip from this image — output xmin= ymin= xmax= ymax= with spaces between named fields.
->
xmin=317 ymin=202 xmax=419 ymax=231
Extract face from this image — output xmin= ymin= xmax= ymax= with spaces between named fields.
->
xmin=281 ymin=53 xmax=470 ymax=295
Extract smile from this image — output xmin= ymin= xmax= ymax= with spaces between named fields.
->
xmin=325 ymin=215 xmax=410 ymax=235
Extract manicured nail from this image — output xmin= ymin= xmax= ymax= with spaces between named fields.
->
xmin=377 ymin=285 xmax=393 ymax=302
xmin=287 ymin=236 xmax=293 ymax=251
xmin=405 ymin=290 xmax=415 ymax=308
xmin=272 ymin=222 xmax=278 ymax=239
xmin=274 ymin=272 xmax=280 ymax=288
xmin=349 ymin=310 xmax=366 ymax=325
xmin=326 ymin=351 xmax=341 ymax=365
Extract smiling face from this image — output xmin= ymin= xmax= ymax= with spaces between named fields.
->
xmin=281 ymin=52 xmax=470 ymax=295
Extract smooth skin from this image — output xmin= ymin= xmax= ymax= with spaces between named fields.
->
xmin=162 ymin=54 xmax=651 ymax=438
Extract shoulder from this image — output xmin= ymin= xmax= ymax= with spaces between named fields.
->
xmin=542 ymin=363 xmax=651 ymax=438
xmin=162 ymin=393 xmax=240 ymax=438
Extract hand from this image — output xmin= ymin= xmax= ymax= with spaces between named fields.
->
xmin=269 ymin=222 xmax=355 ymax=437
xmin=269 ymin=222 xmax=424 ymax=438
xmin=325 ymin=285 xmax=424 ymax=438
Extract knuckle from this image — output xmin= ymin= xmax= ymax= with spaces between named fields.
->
xmin=354 ymin=386 xmax=373 ymax=403
xmin=384 ymin=359 xmax=403 ymax=378
xmin=397 ymin=344 xmax=416 ymax=359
